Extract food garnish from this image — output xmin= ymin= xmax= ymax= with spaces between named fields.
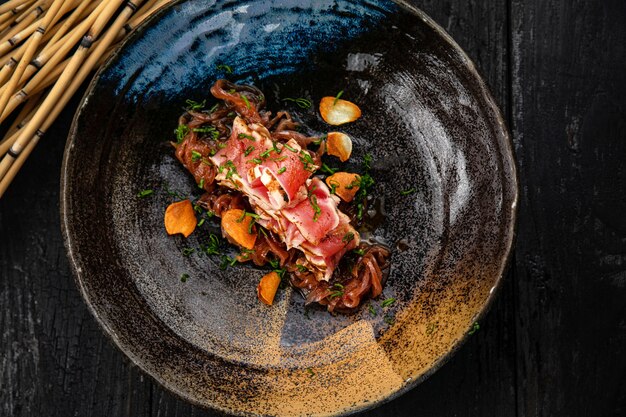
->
xmin=325 ymin=172 xmax=361 ymax=202
xmin=221 ymin=209 xmax=257 ymax=250
xmin=257 ymin=271 xmax=281 ymax=305
xmin=164 ymin=200 xmax=197 ymax=237
xmin=170 ymin=80 xmax=390 ymax=312
xmin=319 ymin=96 xmax=362 ymax=125
xmin=326 ymin=132 xmax=353 ymax=162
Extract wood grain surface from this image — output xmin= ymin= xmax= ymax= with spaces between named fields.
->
xmin=1 ymin=0 xmax=625 ymax=416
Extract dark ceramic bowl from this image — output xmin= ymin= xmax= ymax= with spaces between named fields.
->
xmin=61 ymin=0 xmax=518 ymax=415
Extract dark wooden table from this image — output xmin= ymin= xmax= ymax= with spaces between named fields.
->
xmin=2 ymin=0 xmax=625 ymax=416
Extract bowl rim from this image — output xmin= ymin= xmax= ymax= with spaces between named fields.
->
xmin=60 ymin=0 xmax=519 ymax=415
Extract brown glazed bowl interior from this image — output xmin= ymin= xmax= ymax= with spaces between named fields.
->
xmin=61 ymin=0 xmax=518 ymax=415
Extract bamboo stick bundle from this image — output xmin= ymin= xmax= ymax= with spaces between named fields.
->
xmin=0 ymin=0 xmax=176 ymax=198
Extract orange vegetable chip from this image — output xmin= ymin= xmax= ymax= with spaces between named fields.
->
xmin=164 ymin=199 xmax=197 ymax=238
xmin=221 ymin=209 xmax=257 ymax=250
xmin=257 ymin=271 xmax=281 ymax=305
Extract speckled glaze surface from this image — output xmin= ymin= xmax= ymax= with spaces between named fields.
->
xmin=60 ymin=0 xmax=518 ymax=415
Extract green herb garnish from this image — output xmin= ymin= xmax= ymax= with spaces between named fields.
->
xmin=353 ymin=248 xmax=365 ymax=256
xmin=296 ymin=264 xmax=308 ymax=272
xmin=219 ymin=255 xmax=238 ymax=270
xmin=368 ymin=304 xmax=377 ymax=316
xmin=354 ymin=173 xmax=374 ymax=220
xmin=197 ymin=218 xmax=205 ymax=227
xmin=328 ymin=180 xmax=338 ymax=194
xmin=241 ymin=94 xmax=251 ymax=109
xmin=309 ymin=193 xmax=321 ymax=222
xmin=244 ymin=146 xmax=255 ymax=156
xmin=185 ymin=99 xmax=205 ymax=110
xmin=400 ymin=188 xmax=416 ymax=196
xmin=333 ymin=89 xmax=344 ymax=105
xmin=282 ymin=97 xmax=312 ymax=109
xmin=180 ymin=273 xmax=189 ymax=282
xmin=312 ymin=134 xmax=326 ymax=146
xmin=268 ymin=258 xmax=287 ymax=278
xmin=174 ymin=124 xmax=189 ymax=143
xmin=191 ymin=150 xmax=202 ymax=162
xmin=250 ymin=158 xmax=262 ymax=165
xmin=384 ymin=315 xmax=395 ymax=325
xmin=283 ymin=143 xmax=298 ymax=153
xmin=193 ymin=126 xmax=219 ymax=140
xmin=259 ymin=149 xmax=272 ymax=158
xmin=363 ymin=153 xmax=373 ymax=170
xmin=320 ymin=163 xmax=337 ymax=175
xmin=345 ymin=178 xmax=361 ymax=190
xmin=381 ymin=298 xmax=396 ymax=308
xmin=182 ymin=247 xmax=195 ymax=256
xmin=202 ymin=234 xmax=221 ymax=256
xmin=137 ymin=189 xmax=153 ymax=198
xmin=224 ymin=160 xmax=238 ymax=179
xmin=342 ymin=232 xmax=355 ymax=244
xmin=468 ymin=322 xmax=480 ymax=335
xmin=277 ymin=167 xmax=287 ymax=174
xmin=426 ymin=323 xmax=438 ymax=335
xmin=198 ymin=178 xmax=205 ymax=189
xmin=238 ymin=133 xmax=255 ymax=141
xmin=216 ymin=64 xmax=233 ymax=73
xmin=306 ymin=368 xmax=315 ymax=377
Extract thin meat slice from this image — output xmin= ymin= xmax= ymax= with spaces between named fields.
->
xmin=281 ymin=177 xmax=341 ymax=245
xmin=301 ymin=221 xmax=359 ymax=281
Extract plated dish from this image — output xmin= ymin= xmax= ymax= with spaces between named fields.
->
xmin=168 ymin=80 xmax=391 ymax=312
xmin=61 ymin=0 xmax=517 ymax=415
